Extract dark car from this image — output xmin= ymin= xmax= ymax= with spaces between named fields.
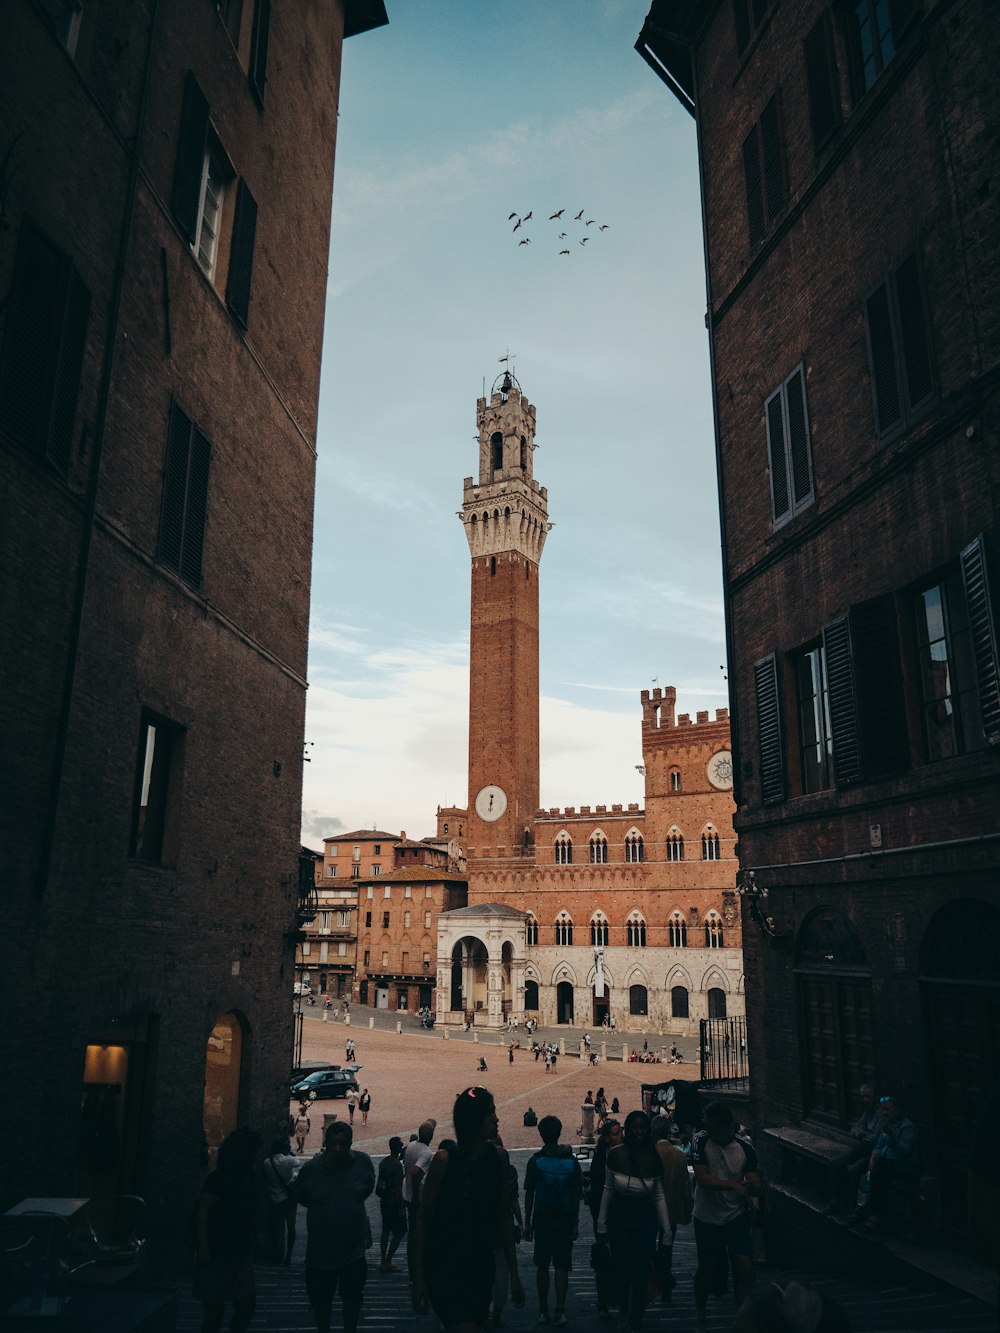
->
xmin=291 ymin=1068 xmax=361 ymax=1101
xmin=289 ymin=1061 xmax=339 ymax=1090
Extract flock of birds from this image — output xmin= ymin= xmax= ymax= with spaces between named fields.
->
xmin=508 ymin=207 xmax=610 ymax=255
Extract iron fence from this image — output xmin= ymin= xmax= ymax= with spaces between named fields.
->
xmin=699 ymin=1015 xmax=749 ymax=1087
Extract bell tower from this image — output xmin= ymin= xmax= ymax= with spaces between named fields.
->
xmin=461 ymin=371 xmax=549 ymax=864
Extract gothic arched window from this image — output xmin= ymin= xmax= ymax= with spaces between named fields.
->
xmin=520 ymin=435 xmax=528 ymax=470
xmin=555 ymin=832 xmax=573 ymax=865
xmin=491 ymin=431 xmax=503 ymax=472
xmin=705 ymin=911 xmax=724 ymax=949
xmin=589 ymin=833 xmax=608 ymax=865
xmin=627 ymin=912 xmax=647 ymax=948
xmin=629 ymin=984 xmax=648 ymax=1016
xmin=669 ymin=912 xmax=688 ymax=948
xmin=590 ymin=913 xmax=609 ymax=947
xmin=670 ymin=769 xmax=681 ymax=792
xmin=555 ymin=913 xmax=573 ymax=947
xmin=666 ymin=828 xmax=685 ymax=863
xmin=701 ymin=827 xmax=721 ymax=861
xmin=526 ymin=915 xmax=539 ymax=946
xmin=625 ymin=830 xmax=644 ymax=863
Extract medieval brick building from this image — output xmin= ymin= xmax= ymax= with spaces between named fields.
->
xmin=638 ymin=0 xmax=999 ymax=1238
xmin=433 ymin=374 xmax=743 ymax=1036
xmin=0 ymin=0 xmax=386 ymax=1256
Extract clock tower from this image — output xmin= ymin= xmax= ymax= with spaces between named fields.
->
xmin=461 ymin=371 xmax=549 ymax=861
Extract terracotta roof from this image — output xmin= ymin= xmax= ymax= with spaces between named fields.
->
xmin=441 ymin=902 xmax=526 ymax=920
xmin=355 ymin=866 xmax=468 ymax=884
xmin=396 ymin=838 xmax=442 ymax=850
xmin=323 ymin=829 xmax=399 ymax=843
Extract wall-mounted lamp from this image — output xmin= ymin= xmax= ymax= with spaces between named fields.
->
xmin=736 ymin=869 xmax=789 ymax=940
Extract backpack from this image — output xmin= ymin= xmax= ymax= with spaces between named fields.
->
xmin=531 ymin=1151 xmax=577 ymax=1217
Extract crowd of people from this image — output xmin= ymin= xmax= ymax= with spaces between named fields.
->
xmin=192 ymin=1080 xmax=868 ymax=1333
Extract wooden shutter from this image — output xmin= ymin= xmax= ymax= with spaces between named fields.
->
xmin=171 ymin=73 xmax=210 ymax=244
xmin=823 ymin=616 xmax=863 ymax=785
xmin=159 ymin=402 xmax=192 ymax=573
xmin=733 ymin=0 xmax=751 ymax=54
xmin=249 ymin=0 xmax=271 ymax=106
xmin=785 ymin=366 xmax=812 ymax=506
xmin=804 ymin=13 xmax=841 ymax=150
xmin=765 ymin=388 xmax=789 ymax=521
xmin=47 ymin=268 xmax=90 ymax=472
xmin=181 ymin=426 xmax=212 ymax=586
xmin=865 ymin=281 xmax=902 ymax=435
xmin=226 ymin=179 xmax=258 ymax=330
xmin=850 ymin=595 xmax=910 ymax=776
xmin=960 ymin=536 xmax=1000 ymax=744
xmin=893 ymin=254 xmax=934 ymax=412
xmin=743 ymin=123 xmax=765 ymax=247
xmin=754 ymin=653 xmax=785 ymax=803
xmin=760 ymin=96 xmax=785 ymax=225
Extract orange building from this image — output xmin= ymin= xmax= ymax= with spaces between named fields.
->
xmin=434 ymin=373 xmax=742 ymax=1035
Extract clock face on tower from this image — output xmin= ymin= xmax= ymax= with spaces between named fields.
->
xmin=707 ymin=750 xmax=734 ymax=790
xmin=475 ymin=785 xmax=508 ymax=822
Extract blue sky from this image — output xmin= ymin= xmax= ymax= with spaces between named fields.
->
xmin=301 ymin=1 xmax=726 ymax=844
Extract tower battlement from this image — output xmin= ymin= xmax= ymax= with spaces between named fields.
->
xmin=641 ymin=686 xmax=728 ymax=735
xmin=535 ymin=803 xmax=643 ymax=822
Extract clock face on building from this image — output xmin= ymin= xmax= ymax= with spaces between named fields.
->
xmin=707 ymin=750 xmax=734 ymax=790
xmin=474 ymin=785 xmax=508 ymax=822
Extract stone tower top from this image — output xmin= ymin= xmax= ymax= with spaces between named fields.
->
xmin=461 ymin=371 xmax=550 ymax=564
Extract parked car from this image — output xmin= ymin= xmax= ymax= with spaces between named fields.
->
xmin=289 ymin=1061 xmax=339 ymax=1090
xmin=291 ymin=1067 xmax=361 ymax=1101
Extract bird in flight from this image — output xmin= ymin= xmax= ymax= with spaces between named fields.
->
xmin=549 ymin=209 xmax=564 ymax=220
xmin=512 ymin=219 xmax=522 ymax=232
xmin=558 ymin=232 xmax=567 ymax=239
xmin=518 ymin=238 xmax=531 ymax=246
xmin=579 ymin=237 xmax=589 ymax=245
xmin=599 ymin=224 xmax=610 ymax=231
xmin=508 ymin=212 xmax=518 ymax=220
xmin=523 ymin=210 xmax=533 ymax=221
xmin=574 ymin=209 xmax=584 ymax=220
xmin=559 ymin=249 xmax=570 ymax=255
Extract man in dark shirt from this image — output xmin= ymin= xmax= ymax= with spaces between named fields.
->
xmin=524 ymin=1116 xmax=582 ymax=1327
xmin=292 ymin=1122 xmax=375 ymax=1333
xmin=376 ymin=1136 xmax=406 ymax=1273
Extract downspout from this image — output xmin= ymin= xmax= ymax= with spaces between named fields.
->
xmin=36 ymin=0 xmax=164 ymax=895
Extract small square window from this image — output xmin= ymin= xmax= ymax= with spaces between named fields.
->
xmin=366 ymin=886 xmax=373 ymax=899
xmin=404 ymin=885 xmax=412 ymax=898
xmin=373 ymin=844 xmax=381 ymax=854
xmin=382 ymin=912 xmax=390 ymax=928
xmin=383 ymin=885 xmax=391 ymax=899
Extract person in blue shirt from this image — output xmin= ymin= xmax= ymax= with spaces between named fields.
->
xmin=863 ymin=1095 xmax=918 ymax=1230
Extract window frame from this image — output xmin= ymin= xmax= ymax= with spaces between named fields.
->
xmin=765 ymin=363 xmax=814 ymax=528
xmin=129 ymin=709 xmax=184 ymax=866
xmin=864 ymin=252 xmax=936 ymax=441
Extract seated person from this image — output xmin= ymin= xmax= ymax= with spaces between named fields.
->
xmin=861 ymin=1096 xmax=918 ymax=1230
xmin=844 ymin=1084 xmax=885 ymax=1219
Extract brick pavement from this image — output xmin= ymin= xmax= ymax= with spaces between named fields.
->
xmin=289 ymin=1019 xmax=687 ymax=1157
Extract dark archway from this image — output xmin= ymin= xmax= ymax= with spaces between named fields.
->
xmin=524 ymin=979 xmax=539 ymax=1011
xmin=629 ymin=984 xmax=648 ymax=1016
xmin=920 ymin=898 xmax=1000 ymax=1235
xmin=556 ymin=981 xmax=574 ymax=1025
xmin=708 ymin=987 xmax=727 ymax=1019
xmin=671 ymin=986 xmax=689 ymax=1019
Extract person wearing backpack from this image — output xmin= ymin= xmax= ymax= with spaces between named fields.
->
xmin=524 ymin=1115 xmax=582 ymax=1326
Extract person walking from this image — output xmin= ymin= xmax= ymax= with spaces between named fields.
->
xmin=652 ymin=1115 xmax=693 ymax=1302
xmin=691 ymin=1101 xmax=762 ymax=1327
xmin=376 ymin=1136 xmax=407 ymax=1273
xmin=412 ymin=1087 xmax=524 ymax=1331
xmin=588 ymin=1119 xmax=622 ymax=1316
xmin=359 ymin=1089 xmax=372 ymax=1125
xmin=293 ymin=1105 xmax=311 ymax=1155
xmin=596 ymin=1110 xmax=671 ymax=1333
xmin=192 ymin=1127 xmax=260 ymax=1333
xmin=346 ymin=1089 xmax=357 ymax=1124
xmin=292 ymin=1121 xmax=375 ymax=1333
xmin=262 ymin=1136 xmax=298 ymax=1265
xmin=524 ymin=1115 xmax=582 ymax=1327
xmin=508 ymin=1043 xmax=515 ymax=1065
xmin=403 ymin=1119 xmax=437 ymax=1286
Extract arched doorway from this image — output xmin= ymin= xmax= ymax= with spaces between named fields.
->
xmin=708 ymin=987 xmax=727 ymax=1019
xmin=556 ymin=981 xmax=574 ymax=1025
xmin=450 ymin=937 xmax=488 ymax=1016
xmin=629 ymin=984 xmax=648 ymax=1017
xmin=501 ymin=941 xmax=514 ymax=1018
xmin=921 ymin=898 xmax=1000 ymax=1235
xmin=795 ymin=908 xmax=874 ymax=1124
xmin=202 ymin=1012 xmax=246 ymax=1148
xmin=524 ymin=979 xmax=539 ymax=1011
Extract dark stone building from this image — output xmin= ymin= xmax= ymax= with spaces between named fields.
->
xmin=0 ymin=0 xmax=386 ymax=1258
xmin=639 ymin=0 xmax=999 ymax=1239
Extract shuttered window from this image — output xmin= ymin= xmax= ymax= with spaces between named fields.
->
xmin=765 ymin=364 xmax=813 ymax=527
xmin=249 ymin=0 xmax=271 ymax=106
xmin=850 ymin=595 xmax=910 ymax=777
xmin=960 ymin=537 xmax=1000 ymax=745
xmin=157 ymin=401 xmax=212 ymax=588
xmin=864 ymin=253 xmax=935 ymax=438
xmin=733 ymin=0 xmax=771 ymax=56
xmin=226 ymin=179 xmax=258 ymax=329
xmin=0 ymin=217 xmax=90 ymax=475
xmin=754 ymin=653 xmax=785 ymax=803
xmin=803 ymin=13 xmax=841 ymax=150
xmin=795 ymin=643 xmax=832 ymax=792
xmin=743 ymin=95 xmax=786 ymax=247
xmin=823 ymin=617 xmax=864 ymax=786
xmin=171 ymin=74 xmax=210 ymax=245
